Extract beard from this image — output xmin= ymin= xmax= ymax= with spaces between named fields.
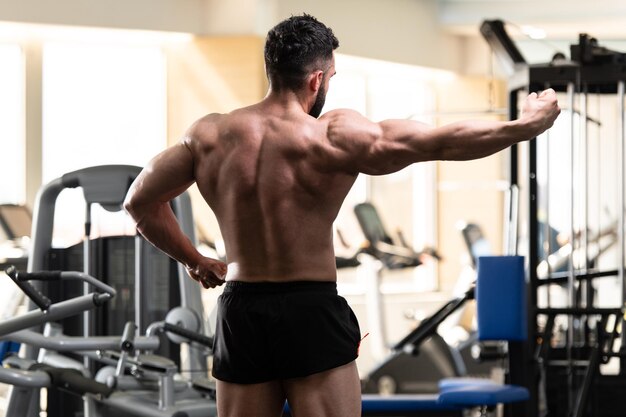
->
xmin=308 ymin=83 xmax=327 ymax=118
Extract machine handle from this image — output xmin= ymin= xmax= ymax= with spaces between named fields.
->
xmin=163 ymin=322 xmax=214 ymax=347
xmin=14 ymin=270 xmax=63 ymax=281
xmin=31 ymin=364 xmax=113 ymax=397
xmin=5 ymin=266 xmax=52 ymax=311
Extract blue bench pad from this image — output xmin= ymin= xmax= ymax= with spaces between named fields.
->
xmin=438 ymin=377 xmax=499 ymax=392
xmin=361 ymin=394 xmax=463 ymax=412
xmin=438 ymin=385 xmax=529 ymax=406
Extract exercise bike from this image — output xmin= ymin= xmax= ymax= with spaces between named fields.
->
xmin=354 ymin=203 xmax=498 ymax=395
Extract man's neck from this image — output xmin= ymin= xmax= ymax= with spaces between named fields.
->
xmin=264 ymin=87 xmax=312 ymax=115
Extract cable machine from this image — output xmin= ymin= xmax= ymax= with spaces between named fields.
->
xmin=482 ymin=20 xmax=626 ymax=417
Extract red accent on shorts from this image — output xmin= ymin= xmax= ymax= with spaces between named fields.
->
xmin=357 ymin=332 xmax=370 ymax=356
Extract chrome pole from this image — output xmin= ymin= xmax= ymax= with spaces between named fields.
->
xmin=567 ymin=82 xmax=576 ymax=412
xmin=581 ymin=90 xmax=589 ymax=275
xmin=618 ymin=81 xmax=626 ymax=370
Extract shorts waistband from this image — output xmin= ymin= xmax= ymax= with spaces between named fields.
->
xmin=223 ymin=280 xmax=337 ymax=294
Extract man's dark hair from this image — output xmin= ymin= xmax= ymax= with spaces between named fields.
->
xmin=264 ymin=14 xmax=339 ymax=91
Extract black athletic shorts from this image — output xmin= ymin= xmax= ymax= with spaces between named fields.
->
xmin=211 ymin=280 xmax=361 ymax=384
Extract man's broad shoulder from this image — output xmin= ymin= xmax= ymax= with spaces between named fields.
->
xmin=320 ymin=108 xmax=364 ymax=123
xmin=320 ymin=108 xmax=380 ymax=145
xmin=182 ymin=113 xmax=225 ymax=151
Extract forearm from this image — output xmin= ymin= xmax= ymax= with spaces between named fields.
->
xmin=434 ymin=118 xmax=540 ymax=161
xmin=363 ymin=118 xmax=537 ymax=174
xmin=127 ymin=202 xmax=201 ymax=269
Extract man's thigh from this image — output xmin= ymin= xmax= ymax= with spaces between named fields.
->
xmin=216 ymin=379 xmax=286 ymax=417
xmin=283 ymin=361 xmax=361 ymax=417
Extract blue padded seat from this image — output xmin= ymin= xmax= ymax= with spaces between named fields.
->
xmin=438 ymin=377 xmax=498 ymax=392
xmin=361 ymin=394 xmax=463 ymax=412
xmin=438 ymin=384 xmax=529 ymax=407
xmin=284 ymin=395 xmax=463 ymax=415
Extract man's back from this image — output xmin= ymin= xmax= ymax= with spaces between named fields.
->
xmin=123 ymin=14 xmax=560 ymax=417
xmin=187 ymin=102 xmax=358 ymax=282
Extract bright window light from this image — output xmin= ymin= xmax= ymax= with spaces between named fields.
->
xmin=325 ymin=54 xmax=440 ymax=293
xmin=0 ymin=21 xmax=193 ymax=45
xmin=42 ymin=41 xmax=167 ymax=245
xmin=521 ymin=25 xmax=547 ymax=40
xmin=0 ymin=44 xmax=24 ymax=204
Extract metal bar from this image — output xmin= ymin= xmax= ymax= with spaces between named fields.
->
xmin=538 ymin=269 xmax=619 ymax=286
xmin=544 ymin=124 xmax=551 ymax=305
xmin=135 ymin=234 xmax=143 ymax=333
xmin=546 ymin=360 xmax=593 ymax=367
xmin=2 ymin=330 xmax=160 ymax=351
xmin=522 ymin=86 xmax=540 ymax=417
xmin=83 ymin=202 xmax=92 ymax=377
xmin=505 ymin=88 xmax=521 ymax=256
xmin=0 ymin=368 xmax=50 ymax=388
xmin=504 ymin=184 xmax=520 ymax=255
xmin=567 ymin=80 xmax=577 ymax=310
xmin=618 ymin=80 xmax=626 ymax=374
xmin=0 ymin=295 xmax=99 ymax=336
xmin=392 ymin=290 xmax=473 ymax=351
xmin=509 ymin=90 xmax=519 ymax=187
xmin=579 ymin=89 xmax=592 ymax=338
xmin=581 ymin=89 xmax=589 ymax=272
xmin=535 ymin=308 xmax=621 ymax=316
xmin=564 ymin=82 xmax=577 ymax=413
xmin=573 ymin=341 xmax=601 ymax=417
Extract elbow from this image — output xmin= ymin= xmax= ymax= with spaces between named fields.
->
xmin=123 ymin=190 xmax=166 ymax=232
xmin=123 ymin=200 xmax=135 ymax=220
xmin=123 ymin=189 xmax=142 ymax=223
xmin=123 ymin=195 xmax=149 ymax=235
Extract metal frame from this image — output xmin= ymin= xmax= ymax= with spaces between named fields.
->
xmin=17 ymin=165 xmax=209 ymax=417
xmin=481 ymin=20 xmax=626 ymax=417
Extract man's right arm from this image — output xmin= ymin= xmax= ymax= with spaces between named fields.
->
xmin=124 ymin=119 xmax=227 ymax=289
xmin=321 ymin=89 xmax=560 ymax=175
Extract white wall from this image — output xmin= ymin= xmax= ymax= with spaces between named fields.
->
xmin=0 ymin=0 xmax=466 ymax=73
xmin=275 ymin=0 xmax=463 ymax=72
xmin=0 ymin=0 xmax=208 ymax=33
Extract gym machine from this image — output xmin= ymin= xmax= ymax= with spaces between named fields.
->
xmin=1 ymin=265 xmax=217 ymax=417
xmin=354 ymin=203 xmax=499 ymax=395
xmin=10 ymin=164 xmax=212 ymax=417
xmin=482 ymin=19 xmax=626 ymax=417
xmin=1 ymin=266 xmax=116 ymax=416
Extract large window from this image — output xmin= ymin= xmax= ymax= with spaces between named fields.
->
xmin=0 ymin=44 xmax=24 ymax=204
xmin=42 ymin=41 xmax=167 ymax=246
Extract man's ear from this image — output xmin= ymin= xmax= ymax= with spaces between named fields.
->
xmin=308 ymin=70 xmax=324 ymax=92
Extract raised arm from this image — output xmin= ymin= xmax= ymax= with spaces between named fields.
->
xmin=123 ymin=133 xmax=227 ymax=289
xmin=322 ymin=89 xmax=560 ymax=175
